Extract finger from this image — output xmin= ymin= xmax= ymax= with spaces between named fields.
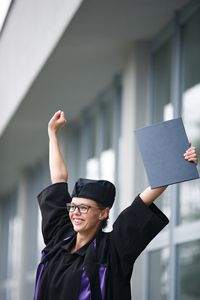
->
xmin=184 ymin=152 xmax=197 ymax=159
xmin=52 ymin=110 xmax=61 ymax=120
xmin=184 ymin=147 xmax=196 ymax=155
xmin=184 ymin=154 xmax=198 ymax=166
xmin=188 ymin=158 xmax=198 ymax=166
xmin=60 ymin=111 xmax=67 ymax=124
xmin=61 ymin=111 xmax=66 ymax=120
xmin=56 ymin=110 xmax=62 ymax=120
xmin=185 ymin=154 xmax=197 ymax=160
xmin=187 ymin=146 xmax=196 ymax=152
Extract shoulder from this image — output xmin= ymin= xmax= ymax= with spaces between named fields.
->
xmin=37 ymin=182 xmax=72 ymax=245
xmin=114 ymin=194 xmax=169 ymax=227
xmin=37 ymin=182 xmax=71 ymax=207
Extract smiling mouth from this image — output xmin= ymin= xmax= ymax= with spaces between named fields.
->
xmin=74 ymin=219 xmax=84 ymax=225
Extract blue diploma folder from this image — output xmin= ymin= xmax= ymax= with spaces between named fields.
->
xmin=134 ymin=118 xmax=199 ymax=189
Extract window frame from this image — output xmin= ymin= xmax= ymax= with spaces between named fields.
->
xmin=145 ymin=2 xmax=200 ymax=300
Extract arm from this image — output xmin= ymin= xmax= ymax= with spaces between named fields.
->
xmin=140 ymin=143 xmax=198 ymax=206
xmin=111 ymin=194 xmax=169 ymax=283
xmin=48 ymin=110 xmax=68 ymax=184
xmin=38 ymin=183 xmax=73 ymax=245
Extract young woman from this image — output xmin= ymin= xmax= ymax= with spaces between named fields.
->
xmin=33 ymin=110 xmax=198 ymax=300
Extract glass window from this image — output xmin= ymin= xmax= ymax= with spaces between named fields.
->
xmin=152 ymin=40 xmax=173 ymax=221
xmin=89 ymin=117 xmax=97 ymax=159
xmin=177 ymin=240 xmax=200 ymax=300
xmin=153 ymin=40 xmax=173 ymax=123
xmin=101 ymin=98 xmax=115 ymax=231
xmin=0 ymin=191 xmax=19 ymax=300
xmin=100 ymin=99 xmax=115 ymax=183
xmin=148 ymin=248 xmax=169 ymax=300
xmin=74 ymin=129 xmax=82 ymax=178
xmin=179 ymin=9 xmax=200 ymax=224
xmin=103 ymin=100 xmax=113 ymax=151
xmin=86 ymin=117 xmax=99 ymax=180
xmin=154 ymin=186 xmax=171 ymax=220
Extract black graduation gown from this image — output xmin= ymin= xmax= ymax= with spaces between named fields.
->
xmin=34 ymin=182 xmax=169 ymax=300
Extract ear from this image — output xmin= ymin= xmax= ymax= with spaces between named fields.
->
xmin=99 ymin=208 xmax=110 ymax=220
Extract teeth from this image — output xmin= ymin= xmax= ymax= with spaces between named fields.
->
xmin=74 ymin=219 xmax=83 ymax=224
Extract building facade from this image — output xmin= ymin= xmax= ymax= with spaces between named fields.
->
xmin=0 ymin=1 xmax=200 ymax=299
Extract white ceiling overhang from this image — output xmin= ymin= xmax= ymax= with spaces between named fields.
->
xmin=0 ymin=0 xmax=189 ymax=195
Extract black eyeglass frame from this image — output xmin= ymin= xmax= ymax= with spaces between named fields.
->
xmin=66 ymin=203 xmax=100 ymax=214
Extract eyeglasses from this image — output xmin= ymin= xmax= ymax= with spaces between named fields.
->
xmin=66 ymin=203 xmax=100 ymax=214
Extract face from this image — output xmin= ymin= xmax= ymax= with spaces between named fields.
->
xmin=69 ymin=197 xmax=108 ymax=236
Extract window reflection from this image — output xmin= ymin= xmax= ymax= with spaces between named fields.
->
xmin=153 ymin=40 xmax=172 ymax=123
xmin=86 ymin=117 xmax=99 ymax=180
xmin=180 ymin=8 xmax=200 ymax=224
xmin=181 ymin=85 xmax=200 ymax=224
xmin=86 ymin=158 xmax=99 ymax=180
xmin=0 ymin=192 xmax=19 ymax=300
xmin=178 ymin=240 xmax=200 ymax=300
xmin=153 ymin=41 xmax=173 ymax=224
xmin=149 ymin=248 xmax=169 ymax=300
xmin=89 ymin=117 xmax=97 ymax=159
xmin=75 ymin=129 xmax=82 ymax=179
xmin=103 ymin=100 xmax=113 ymax=151
xmin=155 ymin=186 xmax=171 ymax=220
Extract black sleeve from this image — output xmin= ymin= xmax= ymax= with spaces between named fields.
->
xmin=37 ymin=182 xmax=73 ymax=245
xmin=110 ymin=195 xmax=169 ymax=283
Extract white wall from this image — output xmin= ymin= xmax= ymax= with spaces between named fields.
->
xmin=0 ymin=0 xmax=83 ymax=136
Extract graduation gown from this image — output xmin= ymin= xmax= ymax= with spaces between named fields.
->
xmin=34 ymin=182 xmax=169 ymax=300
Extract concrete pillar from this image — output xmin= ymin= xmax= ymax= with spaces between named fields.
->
xmin=119 ymin=41 xmax=151 ymax=300
xmin=120 ymin=41 xmax=151 ymax=207
xmin=119 ymin=43 xmax=137 ymax=211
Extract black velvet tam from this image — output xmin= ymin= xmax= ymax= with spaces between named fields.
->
xmin=71 ymin=178 xmax=116 ymax=208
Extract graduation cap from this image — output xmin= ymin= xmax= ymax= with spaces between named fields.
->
xmin=134 ymin=117 xmax=199 ymax=189
xmin=71 ymin=178 xmax=116 ymax=208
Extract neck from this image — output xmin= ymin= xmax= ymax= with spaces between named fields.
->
xmin=71 ymin=229 xmax=100 ymax=253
